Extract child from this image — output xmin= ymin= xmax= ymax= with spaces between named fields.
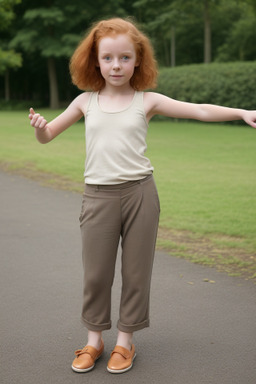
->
xmin=29 ymin=17 xmax=256 ymax=374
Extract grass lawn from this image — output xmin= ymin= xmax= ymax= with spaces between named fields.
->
xmin=1 ymin=110 xmax=256 ymax=279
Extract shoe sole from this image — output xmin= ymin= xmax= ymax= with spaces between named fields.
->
xmin=71 ymin=364 xmax=95 ymax=373
xmin=107 ymin=353 xmax=136 ymax=374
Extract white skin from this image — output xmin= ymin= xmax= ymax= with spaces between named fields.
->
xmin=29 ymin=33 xmax=256 ymax=351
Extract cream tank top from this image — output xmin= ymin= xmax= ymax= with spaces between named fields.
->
xmin=84 ymin=91 xmax=154 ymax=184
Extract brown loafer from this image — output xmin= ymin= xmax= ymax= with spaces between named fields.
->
xmin=107 ymin=344 xmax=136 ymax=374
xmin=71 ymin=340 xmax=104 ymax=373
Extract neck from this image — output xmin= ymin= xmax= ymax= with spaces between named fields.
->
xmin=100 ymin=84 xmax=135 ymax=97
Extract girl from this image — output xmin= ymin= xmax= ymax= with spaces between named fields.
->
xmin=29 ymin=18 xmax=256 ymax=374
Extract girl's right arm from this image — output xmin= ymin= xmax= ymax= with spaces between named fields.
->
xmin=29 ymin=93 xmax=90 ymax=143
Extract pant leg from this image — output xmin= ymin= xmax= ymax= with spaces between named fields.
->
xmin=80 ymin=185 xmax=121 ymax=331
xmin=117 ymin=176 xmax=160 ymax=332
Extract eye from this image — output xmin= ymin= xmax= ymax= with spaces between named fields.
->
xmin=104 ymin=56 xmax=111 ymax=61
xmin=122 ymin=55 xmax=130 ymax=61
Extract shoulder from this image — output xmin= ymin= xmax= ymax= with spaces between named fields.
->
xmin=74 ymin=92 xmax=92 ymax=106
xmin=143 ymin=92 xmax=169 ymax=121
xmin=144 ymin=91 xmax=171 ymax=108
xmin=144 ymin=91 xmax=160 ymax=102
xmin=72 ymin=92 xmax=92 ymax=111
xmin=144 ymin=91 xmax=171 ymax=103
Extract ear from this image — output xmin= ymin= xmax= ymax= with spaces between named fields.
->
xmin=135 ymin=53 xmax=141 ymax=67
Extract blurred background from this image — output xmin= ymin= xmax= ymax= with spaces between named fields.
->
xmin=0 ymin=0 xmax=256 ymax=110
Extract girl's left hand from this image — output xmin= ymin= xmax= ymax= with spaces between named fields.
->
xmin=242 ymin=110 xmax=256 ymax=129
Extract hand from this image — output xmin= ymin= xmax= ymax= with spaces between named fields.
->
xmin=29 ymin=108 xmax=48 ymax=130
xmin=242 ymin=110 xmax=256 ymax=129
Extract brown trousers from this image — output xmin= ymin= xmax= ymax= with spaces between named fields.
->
xmin=79 ymin=174 xmax=160 ymax=333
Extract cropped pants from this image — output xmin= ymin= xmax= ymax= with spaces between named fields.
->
xmin=79 ymin=174 xmax=160 ymax=333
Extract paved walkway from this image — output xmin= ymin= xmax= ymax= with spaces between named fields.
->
xmin=1 ymin=171 xmax=255 ymax=384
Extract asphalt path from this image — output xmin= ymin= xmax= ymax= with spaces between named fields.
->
xmin=1 ymin=171 xmax=256 ymax=384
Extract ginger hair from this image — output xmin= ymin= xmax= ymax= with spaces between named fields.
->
xmin=69 ymin=17 xmax=158 ymax=91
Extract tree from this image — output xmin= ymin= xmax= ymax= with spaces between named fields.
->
xmin=0 ymin=50 xmax=22 ymax=100
xmin=10 ymin=0 xmax=126 ymax=108
xmin=4 ymin=0 xmax=254 ymax=104
xmin=133 ymin=0 xmax=181 ymax=67
xmin=0 ymin=0 xmax=22 ymax=100
xmin=203 ymin=0 xmax=211 ymax=63
xmin=178 ymin=0 xmax=222 ymax=63
xmin=245 ymin=0 xmax=256 ymax=12
xmin=133 ymin=0 xmax=224 ymax=65
xmin=0 ymin=0 xmax=20 ymax=27
xmin=216 ymin=1 xmax=256 ymax=62
xmin=10 ymin=2 xmax=84 ymax=108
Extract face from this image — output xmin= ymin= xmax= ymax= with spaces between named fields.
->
xmin=97 ymin=34 xmax=138 ymax=90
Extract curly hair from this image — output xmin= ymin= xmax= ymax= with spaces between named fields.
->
xmin=69 ymin=18 xmax=158 ymax=91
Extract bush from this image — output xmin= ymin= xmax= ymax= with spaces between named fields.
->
xmin=156 ymin=62 xmax=256 ymax=111
xmin=0 ymin=99 xmax=45 ymax=111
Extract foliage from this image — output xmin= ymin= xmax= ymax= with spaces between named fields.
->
xmin=1 ymin=0 xmax=256 ymax=104
xmin=0 ymin=0 xmax=21 ymax=31
xmin=216 ymin=6 xmax=256 ymax=61
xmin=7 ymin=0 xmax=128 ymax=107
xmin=0 ymin=98 xmax=43 ymax=110
xmin=0 ymin=0 xmax=22 ymax=74
xmin=0 ymin=49 xmax=22 ymax=74
xmin=132 ymin=0 xmax=252 ymax=66
xmin=10 ymin=0 xmax=126 ymax=58
xmin=157 ymin=62 xmax=256 ymax=111
xmin=133 ymin=0 xmax=182 ymax=66
xmin=10 ymin=6 xmax=80 ymax=58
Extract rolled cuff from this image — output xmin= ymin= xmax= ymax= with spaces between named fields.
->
xmin=81 ymin=315 xmax=112 ymax=331
xmin=117 ymin=319 xmax=150 ymax=333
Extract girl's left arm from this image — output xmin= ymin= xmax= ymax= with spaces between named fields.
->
xmin=145 ymin=92 xmax=256 ymax=128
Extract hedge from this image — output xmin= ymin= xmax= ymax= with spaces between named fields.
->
xmin=156 ymin=61 xmax=256 ymax=111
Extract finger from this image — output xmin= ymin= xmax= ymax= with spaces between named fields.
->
xmin=28 ymin=107 xmax=35 ymax=120
xmin=38 ymin=117 xmax=47 ymax=129
xmin=33 ymin=115 xmax=47 ymax=130
xmin=35 ymin=116 xmax=45 ymax=128
xmin=30 ymin=113 xmax=42 ymax=128
xmin=30 ymin=113 xmax=39 ymax=126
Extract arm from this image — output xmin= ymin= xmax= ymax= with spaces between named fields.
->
xmin=29 ymin=93 xmax=89 ymax=143
xmin=145 ymin=92 xmax=256 ymax=128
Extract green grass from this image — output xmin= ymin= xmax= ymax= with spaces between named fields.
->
xmin=1 ymin=110 xmax=256 ymax=274
xmin=0 ymin=110 xmax=85 ymax=183
xmin=147 ymin=122 xmax=256 ymax=248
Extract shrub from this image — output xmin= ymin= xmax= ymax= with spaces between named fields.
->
xmin=156 ymin=62 xmax=256 ymax=111
xmin=0 ymin=99 xmax=45 ymax=111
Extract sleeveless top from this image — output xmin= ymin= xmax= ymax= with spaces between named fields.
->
xmin=84 ymin=91 xmax=154 ymax=185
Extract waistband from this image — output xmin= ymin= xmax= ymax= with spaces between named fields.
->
xmin=86 ymin=174 xmax=153 ymax=191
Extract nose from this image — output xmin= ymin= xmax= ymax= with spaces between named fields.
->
xmin=112 ymin=58 xmax=121 ymax=70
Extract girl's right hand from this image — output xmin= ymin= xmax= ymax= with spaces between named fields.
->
xmin=29 ymin=107 xmax=48 ymax=130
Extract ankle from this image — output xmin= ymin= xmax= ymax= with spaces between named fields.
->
xmin=87 ymin=330 xmax=102 ymax=350
xmin=116 ymin=331 xmax=133 ymax=351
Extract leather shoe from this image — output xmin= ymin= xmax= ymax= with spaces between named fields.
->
xmin=71 ymin=340 xmax=104 ymax=373
xmin=107 ymin=344 xmax=136 ymax=374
